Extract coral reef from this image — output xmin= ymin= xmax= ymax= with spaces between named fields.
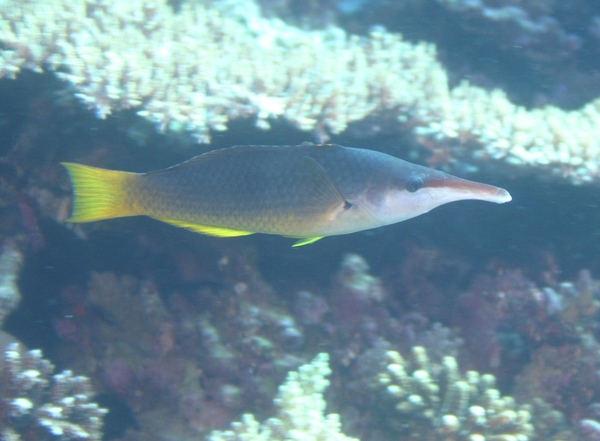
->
xmin=3 ymin=2 xmax=600 ymax=440
xmin=45 ymin=241 xmax=476 ymax=441
xmin=0 ymin=342 xmax=106 ymax=441
xmin=513 ymin=337 xmax=600 ymax=428
xmin=4 ymin=211 xmax=599 ymax=441
xmin=341 ymin=0 xmax=600 ymax=110
xmin=208 ymin=353 xmax=358 ymax=441
xmin=2 ymin=0 xmax=600 ymax=182
xmin=52 ymin=249 xmax=309 ymax=440
xmin=331 ymin=253 xmax=385 ymax=339
xmin=455 ymin=269 xmax=600 ymax=382
xmin=55 ymin=270 xmax=203 ymax=439
xmin=323 ymin=253 xmax=464 ymax=368
xmin=0 ymin=239 xmax=23 ymax=326
xmin=376 ymin=346 xmax=573 ymax=441
xmin=382 ymin=244 xmax=471 ymax=323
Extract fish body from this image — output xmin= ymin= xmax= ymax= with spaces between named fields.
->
xmin=62 ymin=144 xmax=511 ymax=245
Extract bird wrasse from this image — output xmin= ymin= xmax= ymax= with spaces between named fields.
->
xmin=61 ymin=143 xmax=511 ymax=246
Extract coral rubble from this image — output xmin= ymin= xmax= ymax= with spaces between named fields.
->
xmin=0 ymin=343 xmax=106 ymax=441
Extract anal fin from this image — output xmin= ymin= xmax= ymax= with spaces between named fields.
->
xmin=155 ymin=217 xmax=254 ymax=237
xmin=292 ymin=236 xmax=324 ymax=247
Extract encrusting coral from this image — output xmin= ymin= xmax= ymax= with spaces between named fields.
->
xmin=2 ymin=0 xmax=600 ymax=182
xmin=0 ymin=342 xmax=106 ymax=441
xmin=208 ymin=353 xmax=358 ymax=441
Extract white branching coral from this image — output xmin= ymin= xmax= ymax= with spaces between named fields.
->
xmin=0 ymin=343 xmax=107 ymax=441
xmin=209 ymin=353 xmax=358 ymax=441
xmin=376 ymin=346 xmax=575 ymax=441
xmin=0 ymin=240 xmax=23 ymax=327
xmin=0 ymin=0 xmax=448 ymax=144
xmin=1 ymin=0 xmax=600 ymax=182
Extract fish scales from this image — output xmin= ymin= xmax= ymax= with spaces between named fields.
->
xmin=136 ymin=145 xmax=382 ymax=235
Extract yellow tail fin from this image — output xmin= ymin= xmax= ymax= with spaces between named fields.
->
xmin=61 ymin=162 xmax=140 ymax=223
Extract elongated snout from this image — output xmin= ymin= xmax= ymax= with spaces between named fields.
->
xmin=424 ymin=175 xmax=511 ymax=204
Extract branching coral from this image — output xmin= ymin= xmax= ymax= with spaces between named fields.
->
xmin=209 ymin=353 xmax=358 ymax=441
xmin=377 ymin=346 xmax=573 ymax=441
xmin=0 ymin=343 xmax=106 ymax=441
xmin=0 ymin=240 xmax=23 ymax=326
xmin=2 ymin=0 xmax=600 ymax=182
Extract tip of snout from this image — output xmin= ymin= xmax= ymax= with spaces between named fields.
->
xmin=493 ymin=188 xmax=512 ymax=204
xmin=470 ymin=183 xmax=511 ymax=204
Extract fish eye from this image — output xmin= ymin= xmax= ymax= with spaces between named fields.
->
xmin=406 ymin=176 xmax=423 ymax=193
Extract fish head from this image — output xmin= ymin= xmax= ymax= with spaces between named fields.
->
xmin=358 ymin=161 xmax=512 ymax=226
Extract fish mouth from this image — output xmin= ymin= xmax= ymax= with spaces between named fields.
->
xmin=425 ymin=176 xmax=512 ymax=204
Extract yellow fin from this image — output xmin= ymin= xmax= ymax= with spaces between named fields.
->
xmin=292 ymin=237 xmax=324 ymax=247
xmin=61 ymin=162 xmax=139 ymax=223
xmin=155 ymin=218 xmax=254 ymax=237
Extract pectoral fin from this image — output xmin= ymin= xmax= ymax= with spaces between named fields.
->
xmin=154 ymin=218 xmax=254 ymax=237
xmin=299 ymin=156 xmax=346 ymax=215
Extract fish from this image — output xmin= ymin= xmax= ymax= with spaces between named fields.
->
xmin=61 ymin=143 xmax=511 ymax=246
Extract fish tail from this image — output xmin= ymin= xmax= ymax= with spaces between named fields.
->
xmin=61 ymin=162 xmax=140 ymax=222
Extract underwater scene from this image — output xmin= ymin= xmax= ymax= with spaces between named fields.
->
xmin=2 ymin=0 xmax=600 ymax=440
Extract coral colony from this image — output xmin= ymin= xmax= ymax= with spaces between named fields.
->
xmin=0 ymin=343 xmax=106 ymax=440
xmin=0 ymin=241 xmax=23 ymax=326
xmin=209 ymin=354 xmax=358 ymax=441
xmin=0 ymin=0 xmax=600 ymax=182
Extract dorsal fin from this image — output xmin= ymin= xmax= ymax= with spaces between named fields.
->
xmin=300 ymin=141 xmax=341 ymax=148
xmin=154 ymin=146 xmax=252 ymax=172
